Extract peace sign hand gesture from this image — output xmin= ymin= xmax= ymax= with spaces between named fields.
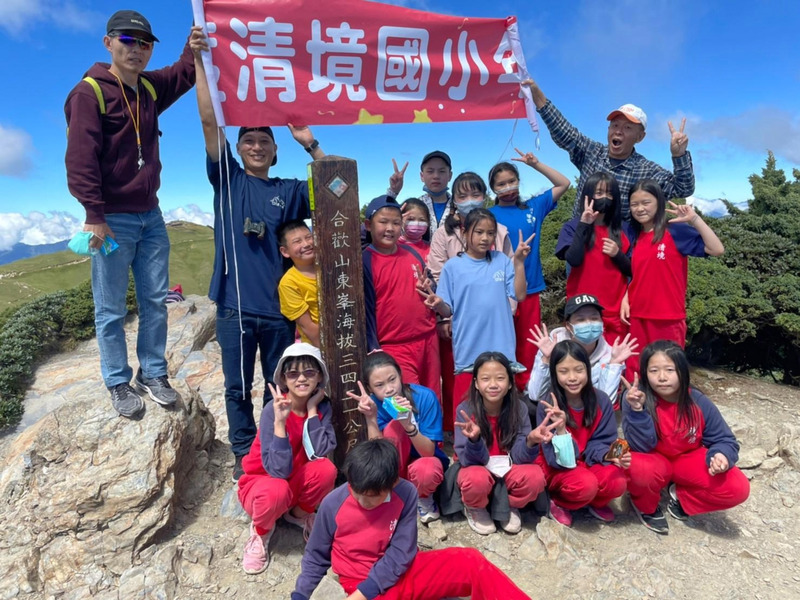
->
xmin=511 ymin=147 xmax=539 ymax=168
xmin=268 ymin=382 xmax=292 ymax=424
xmin=389 ymin=158 xmax=408 ymax=195
xmin=528 ymin=411 xmax=559 ymax=446
xmin=454 ymin=409 xmax=481 ymax=442
xmin=348 ymin=381 xmax=378 ymax=422
xmin=581 ymin=196 xmax=600 ymax=224
xmin=668 ymin=118 xmax=689 ymax=157
xmin=514 ymin=230 xmax=536 ymax=264
xmin=666 ymin=200 xmax=699 ymax=226
xmin=540 ymin=394 xmax=567 ymax=435
xmin=621 ymin=373 xmax=646 ymax=412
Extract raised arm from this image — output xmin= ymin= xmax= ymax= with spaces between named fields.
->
xmin=190 ymin=26 xmax=224 ymax=162
xmin=512 ymin=148 xmax=571 ymax=201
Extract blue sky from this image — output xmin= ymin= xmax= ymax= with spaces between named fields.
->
xmin=0 ymin=0 xmax=798 ymax=250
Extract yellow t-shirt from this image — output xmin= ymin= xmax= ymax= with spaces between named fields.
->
xmin=278 ymin=266 xmax=319 ymax=343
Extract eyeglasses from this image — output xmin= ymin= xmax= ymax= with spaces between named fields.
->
xmin=115 ymin=35 xmax=153 ymax=50
xmin=285 ymin=369 xmax=320 ymax=381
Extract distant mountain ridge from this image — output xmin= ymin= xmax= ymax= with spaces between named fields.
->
xmin=0 ymin=222 xmax=214 ymax=311
xmin=0 ymin=240 xmax=70 ymax=266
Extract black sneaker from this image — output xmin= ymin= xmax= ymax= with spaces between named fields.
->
xmin=134 ymin=368 xmax=178 ymax=407
xmin=632 ymin=503 xmax=669 ymax=534
xmin=667 ymin=484 xmax=689 ymax=521
xmin=110 ymin=382 xmax=145 ymax=418
xmin=232 ymin=455 xmax=245 ymax=482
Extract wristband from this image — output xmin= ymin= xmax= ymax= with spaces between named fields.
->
xmin=305 ymin=139 xmax=320 ymax=153
xmin=405 ymin=425 xmax=419 ymax=437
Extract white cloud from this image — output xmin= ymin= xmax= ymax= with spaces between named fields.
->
xmin=658 ymin=108 xmax=800 ymax=164
xmin=686 ymin=195 xmax=727 ymax=218
xmin=0 ymin=211 xmax=81 ymax=251
xmin=163 ymin=204 xmax=214 ymax=228
xmin=0 ymin=124 xmax=34 ymax=177
xmin=0 ymin=0 xmax=98 ymax=35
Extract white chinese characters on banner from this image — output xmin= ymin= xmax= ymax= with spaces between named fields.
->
xmin=376 ymin=27 xmax=429 ymax=101
xmin=230 ymin=17 xmax=297 ymax=102
xmin=207 ymin=17 xmax=513 ymax=105
xmin=307 ymin=20 xmax=367 ymax=102
xmin=439 ymin=31 xmax=489 ymax=101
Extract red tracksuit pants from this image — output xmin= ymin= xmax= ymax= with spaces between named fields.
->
xmin=383 ymin=420 xmax=444 ymax=498
xmin=625 ymin=317 xmax=687 ymax=377
xmin=339 ymin=547 xmax=532 ymax=600
xmin=513 ymin=293 xmax=541 ymax=391
xmin=382 ymin=332 xmax=442 ymax=401
xmin=457 ymin=464 xmax=545 ymax=509
xmin=626 ymin=448 xmax=750 ymax=515
xmin=541 ymin=460 xmax=627 ymax=511
xmin=237 ymin=458 xmax=337 ymax=535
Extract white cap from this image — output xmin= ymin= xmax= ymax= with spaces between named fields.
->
xmin=607 ymin=104 xmax=647 ymax=130
xmin=273 ymin=342 xmax=329 ymax=390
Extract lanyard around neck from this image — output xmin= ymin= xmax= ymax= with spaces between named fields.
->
xmin=111 ymin=72 xmax=144 ymax=170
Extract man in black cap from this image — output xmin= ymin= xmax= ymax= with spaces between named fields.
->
xmin=190 ymin=28 xmax=327 ymax=481
xmin=387 ymin=150 xmax=454 ymax=231
xmin=64 ymin=11 xmax=197 ymax=418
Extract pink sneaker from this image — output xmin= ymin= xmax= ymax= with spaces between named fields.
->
xmin=242 ymin=522 xmax=274 ymax=574
xmin=549 ymin=500 xmax=573 ymax=527
xmin=588 ymin=505 xmax=615 ymax=523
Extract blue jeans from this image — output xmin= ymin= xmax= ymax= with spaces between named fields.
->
xmin=92 ymin=208 xmax=169 ymax=388
xmin=216 ymin=307 xmax=294 ymax=457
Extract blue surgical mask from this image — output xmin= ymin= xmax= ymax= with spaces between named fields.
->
xmin=571 ymin=321 xmax=604 ymax=344
xmin=455 ymin=200 xmax=484 ymax=217
xmin=423 ymin=185 xmax=449 ymax=197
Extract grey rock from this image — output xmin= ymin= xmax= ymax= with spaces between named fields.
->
xmin=777 ymin=424 xmax=800 ymax=471
xmin=220 ymin=486 xmax=249 ymax=522
xmin=739 ymin=447 xmax=767 ymax=469
xmin=760 ymin=456 xmax=785 ymax=472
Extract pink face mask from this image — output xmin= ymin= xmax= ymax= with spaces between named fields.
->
xmin=403 ymin=221 xmax=428 ymax=241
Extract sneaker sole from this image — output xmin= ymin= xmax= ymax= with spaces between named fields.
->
xmin=115 ymin=401 xmax=145 ymax=418
xmin=587 ymin=507 xmax=615 ymax=523
xmin=134 ymin=379 xmax=177 ymax=406
xmin=632 ymin=504 xmax=669 ymax=534
xmin=419 ymin=512 xmax=441 ymax=525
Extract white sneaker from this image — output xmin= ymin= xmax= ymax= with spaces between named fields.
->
xmin=499 ymin=507 xmax=522 ymax=534
xmin=417 ymin=495 xmax=441 ymax=524
xmin=284 ymin=510 xmax=316 ymax=542
xmin=463 ymin=506 xmax=496 ymax=535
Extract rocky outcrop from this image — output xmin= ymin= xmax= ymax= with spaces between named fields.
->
xmin=0 ymin=297 xmax=217 ymax=599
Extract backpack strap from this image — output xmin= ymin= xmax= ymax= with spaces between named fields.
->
xmin=81 ymin=75 xmax=157 ymax=116
xmin=140 ymin=77 xmax=157 ymax=102
xmin=82 ymin=76 xmax=106 ymax=115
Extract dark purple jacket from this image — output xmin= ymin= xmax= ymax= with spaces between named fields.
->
xmin=64 ymin=40 xmax=195 ymax=224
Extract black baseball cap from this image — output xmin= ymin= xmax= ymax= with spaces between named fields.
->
xmin=237 ymin=127 xmax=277 ymax=165
xmin=365 ymin=195 xmax=402 ymax=220
xmin=564 ymin=294 xmax=605 ymax=318
xmin=107 ymin=10 xmax=159 ymax=43
xmin=420 ymin=150 xmax=451 ymax=170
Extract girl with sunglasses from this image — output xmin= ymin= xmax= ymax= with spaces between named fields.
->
xmin=237 ymin=343 xmax=338 ymax=574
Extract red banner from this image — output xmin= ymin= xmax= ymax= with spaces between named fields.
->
xmin=191 ymin=0 xmax=536 ymax=128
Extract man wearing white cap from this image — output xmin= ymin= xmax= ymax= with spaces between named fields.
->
xmin=523 ymin=80 xmax=693 ymax=220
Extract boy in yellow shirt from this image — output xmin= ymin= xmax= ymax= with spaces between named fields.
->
xmin=278 ymin=220 xmax=320 ymax=346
